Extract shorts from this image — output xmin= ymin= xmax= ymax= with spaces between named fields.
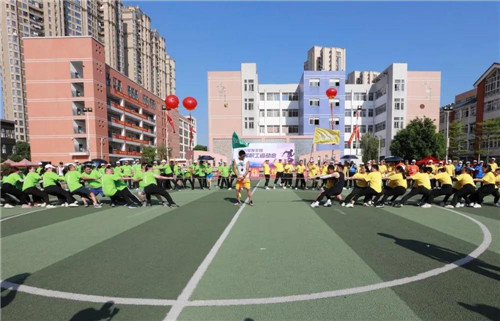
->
xmin=90 ymin=187 xmax=104 ymax=197
xmin=71 ymin=186 xmax=92 ymax=197
xmin=207 ymin=173 xmax=213 ymax=179
xmin=236 ymin=178 xmax=251 ymax=190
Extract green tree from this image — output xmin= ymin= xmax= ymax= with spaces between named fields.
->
xmin=475 ymin=117 xmax=500 ymax=159
xmin=157 ymin=145 xmax=167 ymax=161
xmin=193 ymin=145 xmax=207 ymax=151
xmin=390 ymin=117 xmax=446 ymax=161
xmin=447 ymin=120 xmax=467 ymax=160
xmin=8 ymin=141 xmax=31 ymax=162
xmin=141 ymin=145 xmax=156 ymax=164
xmin=360 ymin=132 xmax=379 ymax=163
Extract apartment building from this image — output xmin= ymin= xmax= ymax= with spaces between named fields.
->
xmin=23 ymin=37 xmax=179 ymax=163
xmin=179 ymin=115 xmax=197 ymax=159
xmin=304 ymin=45 xmax=346 ymax=71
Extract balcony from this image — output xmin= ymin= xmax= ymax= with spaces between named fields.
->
xmin=71 ymin=83 xmax=84 ymax=97
xmin=71 ymin=138 xmax=89 ymax=156
xmin=73 ymin=120 xmax=86 ymax=134
xmin=70 ymin=61 xmax=83 ymax=79
xmin=72 ymin=101 xmax=85 ymax=116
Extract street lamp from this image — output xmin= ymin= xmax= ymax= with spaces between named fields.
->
xmin=442 ymin=103 xmax=454 ymax=162
xmin=82 ymin=107 xmax=93 ymax=161
xmin=355 ymin=105 xmax=363 ymax=156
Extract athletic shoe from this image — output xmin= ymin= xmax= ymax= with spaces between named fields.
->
xmin=46 ymin=204 xmax=57 ymax=208
xmin=495 ymin=203 xmax=500 ymax=207
xmin=61 ymin=203 xmax=69 ymax=207
xmin=368 ymin=201 xmax=373 ymax=206
xmin=363 ymin=203 xmax=371 ymax=207
xmin=345 ymin=203 xmax=354 ymax=208
xmin=128 ymin=205 xmax=137 ymax=209
xmin=283 ymin=186 xmax=287 ymax=190
xmin=228 ymin=188 xmax=232 ymax=190
xmin=393 ymin=203 xmax=403 ymax=208
xmin=375 ymin=204 xmax=384 ymax=208
xmin=4 ymin=204 xmax=14 ymax=209
xmin=324 ymin=199 xmax=332 ymax=207
xmin=310 ymin=201 xmax=320 ymax=208
xmin=249 ymin=201 xmax=254 ymax=206
xmin=94 ymin=204 xmax=102 ymax=208
xmin=111 ymin=203 xmax=116 ymax=207
xmin=69 ymin=202 xmax=78 ymax=207
xmin=34 ymin=203 xmax=42 ymax=207
xmin=273 ymin=186 xmax=276 ymax=190
xmin=265 ymin=187 xmax=270 ymax=190
xmin=445 ymin=205 xmax=455 ymax=209
xmin=279 ymin=183 xmax=283 ymax=187
xmin=162 ymin=202 xmax=170 ymax=207
xmin=142 ymin=202 xmax=147 ymax=207
xmin=295 ymin=188 xmax=298 ymax=190
xmin=21 ymin=204 xmax=31 ymax=208
xmin=467 ymin=203 xmax=475 ymax=207
xmin=473 ymin=203 xmax=482 ymax=209
xmin=40 ymin=203 xmax=47 ymax=208
xmin=421 ymin=203 xmax=432 ymax=209
xmin=72 ymin=201 xmax=79 ymax=206
xmin=457 ymin=203 xmax=465 ymax=208
xmin=234 ymin=201 xmax=241 ymax=206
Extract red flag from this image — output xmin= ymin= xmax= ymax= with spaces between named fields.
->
xmin=167 ymin=114 xmax=176 ymax=134
xmin=355 ymin=126 xmax=361 ymax=141
xmin=189 ymin=125 xmax=197 ymax=133
xmin=348 ymin=125 xmax=361 ymax=145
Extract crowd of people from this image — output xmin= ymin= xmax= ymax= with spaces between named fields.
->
xmin=1 ymin=155 xmax=499 ymax=210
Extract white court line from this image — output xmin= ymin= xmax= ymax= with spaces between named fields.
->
xmin=163 ymin=181 xmax=261 ymax=321
xmin=0 ymin=208 xmax=51 ymax=222
xmin=0 ymin=200 xmax=492 ymax=314
xmin=334 ymin=208 xmax=347 ymax=215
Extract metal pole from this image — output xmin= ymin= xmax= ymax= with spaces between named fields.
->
xmin=377 ymin=136 xmax=380 ymax=162
xmin=445 ymin=110 xmax=449 ymax=162
xmin=165 ymin=110 xmax=169 ymax=161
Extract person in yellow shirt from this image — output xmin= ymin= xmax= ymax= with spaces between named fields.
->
xmin=469 ymin=165 xmax=497 ymax=208
xmin=283 ymin=160 xmax=295 ymax=189
xmin=272 ymin=159 xmax=284 ymax=189
xmin=262 ymin=160 xmax=271 ymax=190
xmin=427 ymin=167 xmax=453 ymax=206
xmin=320 ymin=161 xmax=329 ymax=188
xmin=308 ymin=161 xmax=320 ymax=189
xmin=294 ymin=160 xmax=306 ymax=190
xmin=445 ymin=167 xmax=476 ymax=208
xmin=374 ymin=166 xmax=407 ymax=207
xmin=396 ymin=166 xmax=432 ymax=208
xmin=487 ymin=157 xmax=497 ymax=172
xmin=493 ymin=168 xmax=500 ymax=207
xmin=343 ymin=164 xmax=368 ymax=205
xmin=345 ymin=165 xmax=382 ymax=208
xmin=445 ymin=160 xmax=455 ymax=177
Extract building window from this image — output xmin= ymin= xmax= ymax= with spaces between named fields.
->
xmin=309 ymin=99 xmax=320 ymax=107
xmin=259 ymin=110 xmax=265 ymax=117
xmin=282 ymin=92 xmax=299 ymax=101
xmin=282 ymin=109 xmax=299 ymax=117
xmin=329 ymin=98 xmax=340 ymax=107
xmin=309 ymin=117 xmax=320 ymax=126
xmin=375 ymin=121 xmax=386 ymax=132
xmin=244 ymin=98 xmax=254 ymax=110
xmin=345 ymin=109 xmax=352 ymax=117
xmin=368 ymin=109 xmax=374 ymax=117
xmin=485 ymin=70 xmax=500 ymax=97
xmin=353 ymin=92 xmax=367 ymax=101
xmin=267 ymin=125 xmax=279 ymax=133
xmin=259 ymin=93 xmax=265 ymax=101
xmin=395 ymin=79 xmax=405 ymax=91
xmin=345 ymin=92 xmax=352 ymax=100
xmin=394 ymin=98 xmax=405 ymax=110
xmin=259 ymin=126 xmax=265 ymax=134
xmin=266 ymin=92 xmax=280 ymax=101
xmin=248 ymin=117 xmax=254 ymax=129
xmin=345 ymin=125 xmax=351 ymax=133
xmin=329 ymin=78 xmax=340 ymax=87
xmin=368 ymin=92 xmax=374 ymax=101
xmin=394 ymin=117 xmax=404 ymax=129
xmin=266 ymin=109 xmax=280 ymax=117
xmin=309 ymin=78 xmax=320 ymax=87
xmin=375 ymin=103 xmax=387 ymax=116
xmin=368 ymin=125 xmax=374 ymax=133
xmin=329 ymin=117 xmax=340 ymax=127
xmin=244 ymin=79 xmax=254 ymax=91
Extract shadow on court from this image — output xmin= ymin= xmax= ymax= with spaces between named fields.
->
xmin=224 ymin=197 xmax=238 ymax=204
xmin=1 ymin=273 xmax=30 ymax=308
xmin=378 ymin=233 xmax=500 ymax=281
xmin=458 ymin=302 xmax=500 ymax=321
xmin=69 ymin=301 xmax=119 ymax=321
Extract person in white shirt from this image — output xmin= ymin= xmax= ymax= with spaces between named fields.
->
xmin=233 ymin=150 xmax=254 ymax=206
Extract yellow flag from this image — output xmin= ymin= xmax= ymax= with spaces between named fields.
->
xmin=314 ymin=128 xmax=340 ymax=145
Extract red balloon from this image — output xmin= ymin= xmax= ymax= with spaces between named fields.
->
xmin=183 ymin=97 xmax=197 ymax=111
xmin=326 ymin=88 xmax=337 ymax=99
xmin=165 ymin=95 xmax=179 ymax=110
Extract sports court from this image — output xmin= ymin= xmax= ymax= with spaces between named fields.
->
xmin=1 ymin=180 xmax=499 ymax=320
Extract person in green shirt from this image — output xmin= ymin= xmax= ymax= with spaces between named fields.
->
xmin=133 ymin=164 xmax=164 ymax=205
xmin=121 ymin=161 xmax=133 ymax=188
xmin=143 ymin=165 xmax=178 ymax=207
xmin=220 ymin=161 xmax=230 ymax=189
xmin=98 ymin=163 xmax=107 ymax=175
xmin=42 ymin=164 xmax=77 ymax=206
xmin=197 ymin=161 xmax=207 ymax=189
xmin=22 ymin=166 xmax=55 ymax=208
xmin=114 ymin=161 xmax=122 ymax=175
xmin=74 ymin=160 xmax=82 ymax=173
xmin=65 ymin=164 xmax=102 ymax=208
xmin=183 ymin=163 xmax=194 ymax=190
xmin=1 ymin=166 xmax=30 ymax=207
xmin=101 ymin=166 xmax=141 ymax=208
xmin=163 ymin=160 xmax=174 ymax=190
xmin=173 ymin=161 xmax=184 ymax=190
xmin=216 ymin=161 xmax=223 ymax=188
xmin=36 ymin=162 xmax=43 ymax=174
xmin=82 ymin=165 xmax=104 ymax=197
xmin=132 ymin=160 xmax=142 ymax=188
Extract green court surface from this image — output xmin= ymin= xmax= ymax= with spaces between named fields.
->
xmin=1 ymin=180 xmax=499 ymax=321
